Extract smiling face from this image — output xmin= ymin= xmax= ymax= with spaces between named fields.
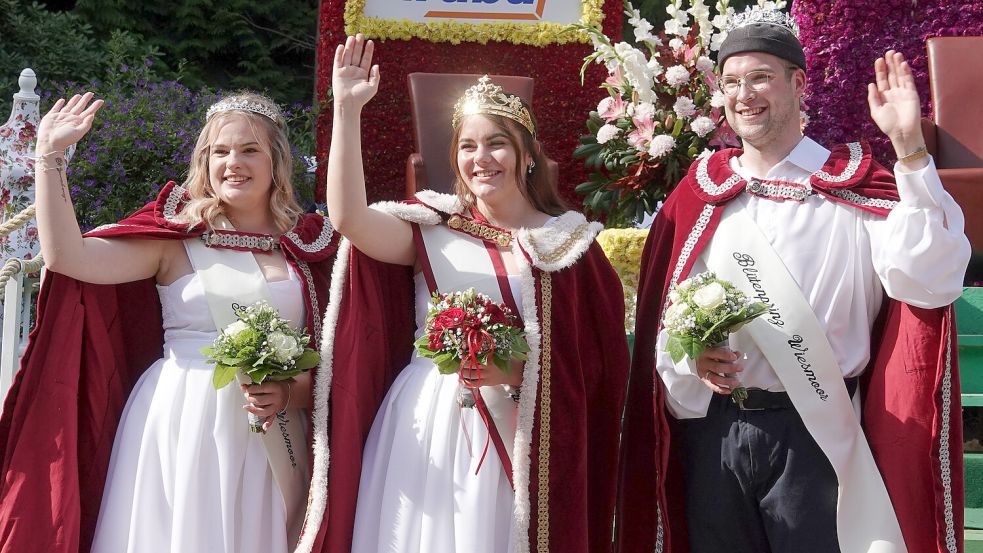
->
xmin=455 ymin=114 xmax=532 ymax=209
xmin=207 ymin=115 xmax=274 ymax=213
xmin=721 ymin=51 xmax=805 ymax=149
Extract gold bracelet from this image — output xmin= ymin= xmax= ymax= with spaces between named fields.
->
xmin=897 ymin=145 xmax=928 ymax=164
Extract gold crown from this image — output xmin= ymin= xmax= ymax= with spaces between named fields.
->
xmin=452 ymin=75 xmax=536 ymax=138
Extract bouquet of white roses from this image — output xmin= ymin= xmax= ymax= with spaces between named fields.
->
xmin=573 ymin=0 xmax=786 ymax=227
xmin=663 ymin=271 xmax=767 ymax=364
xmin=202 ymin=301 xmax=320 ymax=432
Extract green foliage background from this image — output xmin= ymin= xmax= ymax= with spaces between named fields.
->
xmin=0 ymin=0 xmax=318 ymax=114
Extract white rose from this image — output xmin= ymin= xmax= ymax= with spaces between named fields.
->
xmin=269 ymin=331 xmax=302 ymax=363
xmin=668 ymin=290 xmax=681 ymax=304
xmin=224 ymin=320 xmax=250 ymax=338
xmin=665 ymin=302 xmax=692 ymax=321
xmin=596 ymin=124 xmax=621 ymax=144
xmin=692 ymin=282 xmax=727 ymax=309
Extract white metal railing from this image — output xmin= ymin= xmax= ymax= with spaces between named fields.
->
xmin=0 ymin=68 xmax=43 ymax=403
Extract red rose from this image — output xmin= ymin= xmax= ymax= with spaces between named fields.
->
xmin=435 ymin=307 xmax=467 ymax=330
xmin=484 ymin=304 xmax=510 ymax=325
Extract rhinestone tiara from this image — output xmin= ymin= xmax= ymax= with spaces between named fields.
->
xmin=452 ymin=75 xmax=536 ymax=138
xmin=725 ymin=6 xmax=800 ymax=39
xmin=206 ymin=98 xmax=285 ymax=126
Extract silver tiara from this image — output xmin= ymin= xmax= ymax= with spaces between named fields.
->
xmin=725 ymin=6 xmax=800 ymax=39
xmin=206 ymin=98 xmax=284 ymax=126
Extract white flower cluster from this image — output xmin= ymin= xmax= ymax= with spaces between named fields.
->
xmin=662 ymin=272 xmax=759 ymax=338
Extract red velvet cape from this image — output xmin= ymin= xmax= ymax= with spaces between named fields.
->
xmin=305 ymin=197 xmax=631 ymax=553
xmin=617 ymin=144 xmax=964 ymax=553
xmin=0 ymin=182 xmax=339 ymax=553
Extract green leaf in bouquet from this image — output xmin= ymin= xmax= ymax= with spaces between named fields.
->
xmin=246 ymin=366 xmax=275 ymax=385
xmin=492 ymin=352 xmax=511 ymax=374
xmin=666 ymin=335 xmax=686 ymax=364
xmin=200 ymin=346 xmax=216 ymax=357
xmin=212 ymin=363 xmax=238 ymax=390
xmin=269 ymin=369 xmax=304 ymax=381
xmin=672 ymin=118 xmax=684 ymax=137
xmin=586 ymin=118 xmax=601 ymax=135
xmin=433 ymin=352 xmax=458 ymax=374
xmin=511 ymin=336 xmax=531 ymax=353
xmin=573 ymin=142 xmax=601 ymax=159
xmin=294 ymin=349 xmax=320 ymax=370
xmin=221 ymin=356 xmax=246 ymax=367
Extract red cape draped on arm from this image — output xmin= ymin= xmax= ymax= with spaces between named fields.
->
xmin=617 ymin=145 xmax=964 ymax=553
xmin=306 ymin=197 xmax=630 ymax=553
xmin=0 ymin=182 xmax=339 ymax=553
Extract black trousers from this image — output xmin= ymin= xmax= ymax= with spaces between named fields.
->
xmin=676 ymin=394 xmax=840 ymax=553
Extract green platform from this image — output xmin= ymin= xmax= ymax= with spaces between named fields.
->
xmin=957 ymin=289 xmax=983 ymax=549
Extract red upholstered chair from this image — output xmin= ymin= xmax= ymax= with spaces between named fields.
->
xmin=405 ymin=72 xmax=558 ymax=198
xmin=919 ymin=37 xmax=983 ymax=275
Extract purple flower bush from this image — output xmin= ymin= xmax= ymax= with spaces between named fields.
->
xmin=50 ymin=64 xmax=316 ymax=231
xmin=793 ymin=0 xmax=983 ymax=165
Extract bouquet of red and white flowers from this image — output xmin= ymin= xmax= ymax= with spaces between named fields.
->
xmin=414 ymin=288 xmax=529 ymax=379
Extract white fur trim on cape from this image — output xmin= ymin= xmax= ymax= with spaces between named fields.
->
xmin=294 ymin=237 xmax=352 ymax=553
xmin=517 ymin=212 xmax=603 ymax=273
xmin=510 ymin=240 xmax=543 ymax=553
xmin=415 ymin=189 xmax=464 ymax=214
xmin=370 ymin=200 xmax=442 ymax=226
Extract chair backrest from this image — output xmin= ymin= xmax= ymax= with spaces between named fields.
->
xmin=406 ymin=73 xmax=534 ymax=194
xmin=927 ymin=37 xmax=983 ymax=169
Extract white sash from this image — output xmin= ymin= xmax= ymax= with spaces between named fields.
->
xmin=419 ymin=224 xmax=518 ymax=462
xmin=704 ymin=203 xmax=906 ymax=553
xmin=185 ymin=237 xmax=311 ymax=547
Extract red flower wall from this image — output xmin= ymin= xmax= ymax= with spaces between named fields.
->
xmin=315 ymin=2 xmax=622 ymax=204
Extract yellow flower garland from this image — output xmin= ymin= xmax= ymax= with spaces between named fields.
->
xmin=597 ymin=228 xmax=648 ymax=333
xmin=344 ymin=0 xmax=604 ymax=46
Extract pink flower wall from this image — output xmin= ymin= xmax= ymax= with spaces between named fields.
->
xmin=792 ymin=0 xmax=983 ymax=164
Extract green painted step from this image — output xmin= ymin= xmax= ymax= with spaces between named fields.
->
xmin=957 ymin=288 xmax=983 ymax=403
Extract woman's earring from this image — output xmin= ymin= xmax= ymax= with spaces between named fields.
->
xmin=527 ymin=160 xmax=536 ymax=175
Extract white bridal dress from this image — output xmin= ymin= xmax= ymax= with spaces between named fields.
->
xmin=351 ymin=273 xmax=521 ymax=553
xmin=90 ymin=253 xmax=305 ymax=553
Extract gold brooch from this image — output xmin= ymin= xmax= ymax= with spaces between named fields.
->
xmin=447 ymin=214 xmax=512 ymax=247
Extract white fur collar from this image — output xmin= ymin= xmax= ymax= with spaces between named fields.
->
xmin=406 ymin=191 xmax=602 ymax=272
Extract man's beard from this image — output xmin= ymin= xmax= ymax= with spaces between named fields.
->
xmin=730 ymin=99 xmax=798 ymax=148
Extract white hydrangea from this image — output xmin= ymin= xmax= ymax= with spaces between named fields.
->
xmin=690 ymin=116 xmax=716 ymax=137
xmin=711 ymin=90 xmax=727 ymax=108
xmin=664 ymin=65 xmax=691 ymax=87
xmin=596 ymin=124 xmax=622 ymax=144
xmin=673 ymin=96 xmax=697 ymax=118
xmin=648 ymin=134 xmax=676 ymax=158
xmin=696 ymin=56 xmax=715 ymax=73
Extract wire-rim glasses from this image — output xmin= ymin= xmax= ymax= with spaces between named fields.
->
xmin=717 ymin=71 xmax=776 ymax=97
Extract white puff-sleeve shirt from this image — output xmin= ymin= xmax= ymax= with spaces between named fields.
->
xmin=657 ymin=136 xmax=971 ymax=419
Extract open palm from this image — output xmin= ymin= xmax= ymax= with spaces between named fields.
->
xmin=37 ymin=92 xmax=103 ymax=152
xmin=332 ymin=34 xmax=380 ymax=110
xmin=867 ymin=50 xmax=922 ymax=141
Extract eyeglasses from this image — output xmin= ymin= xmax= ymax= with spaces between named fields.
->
xmin=717 ymin=71 xmax=776 ymax=97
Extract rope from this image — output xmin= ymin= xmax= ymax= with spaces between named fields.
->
xmin=0 ymin=203 xmax=36 ymax=238
xmin=0 ymin=254 xmax=44 ymax=291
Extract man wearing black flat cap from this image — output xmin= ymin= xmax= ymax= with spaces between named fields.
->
xmin=619 ymin=6 xmax=970 ymax=553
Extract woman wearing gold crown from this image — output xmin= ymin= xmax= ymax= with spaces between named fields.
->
xmin=0 ymin=92 xmax=342 ymax=552
xmin=308 ymin=34 xmax=630 ymax=553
